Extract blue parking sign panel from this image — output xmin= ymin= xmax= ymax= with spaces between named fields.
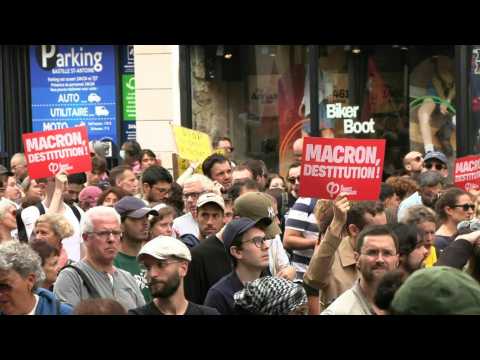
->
xmin=29 ymin=45 xmax=118 ymax=145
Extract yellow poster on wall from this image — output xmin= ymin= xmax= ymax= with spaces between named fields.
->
xmin=172 ymin=125 xmax=213 ymax=162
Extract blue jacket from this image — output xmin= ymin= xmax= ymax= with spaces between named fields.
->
xmin=35 ymin=288 xmax=73 ymax=315
xmin=0 ymin=288 xmax=73 ymax=315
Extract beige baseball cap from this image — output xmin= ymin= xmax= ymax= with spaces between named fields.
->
xmin=196 ymin=192 xmax=225 ymax=211
xmin=137 ymin=236 xmax=191 ymax=262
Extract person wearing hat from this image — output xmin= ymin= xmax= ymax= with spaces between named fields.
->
xmin=54 ymin=206 xmax=145 ymax=310
xmin=204 ymin=217 xmax=272 ymax=315
xmin=391 ymin=266 xmax=480 ymax=315
xmin=128 ymin=236 xmax=219 ymax=315
xmin=78 ymin=186 xmax=103 ymax=212
xmin=180 ymin=192 xmax=225 ymax=249
xmin=113 ymin=196 xmax=159 ymax=302
xmin=234 ymin=191 xmax=295 ymax=281
xmin=234 ymin=276 xmax=308 ymax=315
xmin=422 ymin=150 xmax=448 ymax=178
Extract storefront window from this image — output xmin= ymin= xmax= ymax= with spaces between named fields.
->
xmin=189 ymin=45 xmax=457 ymax=179
xmin=189 ymin=45 xmax=308 ymax=176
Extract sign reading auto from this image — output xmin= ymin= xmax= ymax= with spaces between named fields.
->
xmin=23 ymin=126 xmax=92 ymax=180
xmin=454 ymin=155 xmax=480 ymax=192
xmin=299 ymin=137 xmax=385 ymax=201
xmin=326 ymin=103 xmax=375 ymax=134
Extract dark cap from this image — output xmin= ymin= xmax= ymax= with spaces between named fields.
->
xmin=223 ymin=217 xmax=272 ymax=252
xmin=234 ymin=192 xmax=281 ymax=239
xmin=0 ymin=165 xmax=13 ymax=177
xmin=114 ymin=196 xmax=159 ymax=219
xmin=424 ymin=151 xmax=448 ymax=165
xmin=391 ymin=266 xmax=480 ymax=315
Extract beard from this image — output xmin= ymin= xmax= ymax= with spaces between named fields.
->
xmin=360 ymin=262 xmax=389 ymax=284
xmin=149 ymin=272 xmax=181 ymax=299
xmin=421 ymin=194 xmax=438 ymax=209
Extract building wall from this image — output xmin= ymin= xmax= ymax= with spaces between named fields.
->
xmin=134 ymin=45 xmax=181 ymax=173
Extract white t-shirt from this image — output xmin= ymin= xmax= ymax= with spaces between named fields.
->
xmin=173 ymin=212 xmax=199 ymax=238
xmin=269 ymin=235 xmax=291 ymax=276
xmin=21 ymin=201 xmax=85 ymax=262
xmin=27 ymin=294 xmax=40 ymax=315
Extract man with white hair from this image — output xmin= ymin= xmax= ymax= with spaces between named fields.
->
xmin=172 ymin=174 xmax=217 ymax=238
xmin=10 ymin=153 xmax=28 ymax=185
xmin=53 ymin=206 xmax=145 ymax=310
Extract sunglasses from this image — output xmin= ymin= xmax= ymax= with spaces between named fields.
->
xmin=288 ymin=176 xmax=300 ymax=184
xmin=452 ymin=204 xmax=475 ymax=211
xmin=424 ymin=162 xmax=446 ymax=171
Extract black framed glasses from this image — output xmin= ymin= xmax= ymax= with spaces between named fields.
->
xmin=287 ymin=176 xmax=300 ymax=184
xmin=424 ymin=162 xmax=446 ymax=171
xmin=242 ymin=236 xmax=270 ymax=248
xmin=452 ymin=204 xmax=476 ymax=211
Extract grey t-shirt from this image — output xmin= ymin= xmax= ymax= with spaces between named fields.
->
xmin=53 ymin=259 xmax=146 ymax=311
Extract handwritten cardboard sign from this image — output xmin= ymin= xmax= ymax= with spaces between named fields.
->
xmin=172 ymin=125 xmax=213 ymax=163
xmin=299 ymin=137 xmax=386 ymax=200
xmin=23 ymin=126 xmax=92 ymax=179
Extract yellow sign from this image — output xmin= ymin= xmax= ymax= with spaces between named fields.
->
xmin=172 ymin=125 xmax=213 ymax=162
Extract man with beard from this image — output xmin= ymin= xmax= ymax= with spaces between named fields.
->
xmin=140 ymin=165 xmax=173 ymax=207
xmin=128 ymin=236 xmax=219 ymax=315
xmin=390 ymin=223 xmax=429 ymax=275
xmin=321 ymin=225 xmax=399 ymax=315
xmin=397 ymin=170 xmax=444 ymax=221
xmin=113 ymin=196 xmax=159 ymax=302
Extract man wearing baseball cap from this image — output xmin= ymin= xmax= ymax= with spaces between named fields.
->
xmin=423 ymin=150 xmax=448 ymax=178
xmin=128 ymin=236 xmax=219 ymax=315
xmin=204 ymin=217 xmax=271 ymax=315
xmin=113 ymin=196 xmax=159 ymax=302
xmin=234 ymin=191 xmax=296 ymax=281
xmin=180 ymin=192 xmax=225 ymax=249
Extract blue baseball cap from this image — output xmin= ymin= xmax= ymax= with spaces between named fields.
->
xmin=223 ymin=217 xmax=272 ymax=252
xmin=424 ymin=151 xmax=448 ymax=165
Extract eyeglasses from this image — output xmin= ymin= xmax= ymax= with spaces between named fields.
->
xmin=424 ymin=162 xmax=446 ymax=171
xmin=88 ymin=230 xmax=122 ymax=239
xmin=183 ymin=192 xmax=203 ymax=200
xmin=452 ymin=204 xmax=476 ymax=211
xmin=287 ymin=176 xmax=300 ymax=184
xmin=242 ymin=236 xmax=270 ymax=248
xmin=361 ymin=249 xmax=396 ymax=258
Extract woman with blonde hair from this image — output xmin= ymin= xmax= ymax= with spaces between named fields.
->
xmin=32 ymin=213 xmax=74 ymax=271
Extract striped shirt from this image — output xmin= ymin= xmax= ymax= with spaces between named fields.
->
xmin=285 ymin=197 xmax=319 ymax=278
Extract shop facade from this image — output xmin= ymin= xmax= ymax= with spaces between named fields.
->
xmin=182 ymin=45 xmax=479 ymax=180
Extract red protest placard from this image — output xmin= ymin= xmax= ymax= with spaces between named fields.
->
xmin=454 ymin=155 xmax=480 ymax=192
xmin=299 ymin=137 xmax=386 ymax=201
xmin=22 ymin=126 xmax=92 ymax=180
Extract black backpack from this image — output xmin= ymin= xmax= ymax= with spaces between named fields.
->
xmin=17 ymin=202 xmax=82 ymax=243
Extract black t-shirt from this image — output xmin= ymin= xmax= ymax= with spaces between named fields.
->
xmin=128 ymin=301 xmax=220 ymax=315
xmin=183 ymin=235 xmax=232 ymax=305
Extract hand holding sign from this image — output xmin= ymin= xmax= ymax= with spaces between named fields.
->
xmin=54 ymin=171 xmax=68 ymax=193
xmin=332 ymin=193 xmax=350 ymax=226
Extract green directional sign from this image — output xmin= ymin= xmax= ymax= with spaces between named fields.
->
xmin=122 ymin=74 xmax=136 ymax=121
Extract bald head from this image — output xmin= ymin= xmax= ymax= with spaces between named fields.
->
xmin=293 ymin=138 xmax=304 ymax=162
xmin=10 ymin=153 xmax=28 ymax=182
xmin=403 ymin=151 xmax=424 ymax=174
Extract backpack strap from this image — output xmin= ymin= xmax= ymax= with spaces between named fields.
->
xmin=68 ymin=204 xmax=82 ymax=222
xmin=61 ymin=264 xmax=101 ymax=299
xmin=16 ymin=202 xmax=46 ymax=243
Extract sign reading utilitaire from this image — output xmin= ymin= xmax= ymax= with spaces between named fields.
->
xmin=172 ymin=125 xmax=213 ymax=163
xmin=299 ymin=137 xmax=386 ymax=201
xmin=23 ymin=126 xmax=92 ymax=179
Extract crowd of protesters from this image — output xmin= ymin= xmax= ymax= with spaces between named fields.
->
xmin=1 ymin=136 xmax=480 ymax=316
